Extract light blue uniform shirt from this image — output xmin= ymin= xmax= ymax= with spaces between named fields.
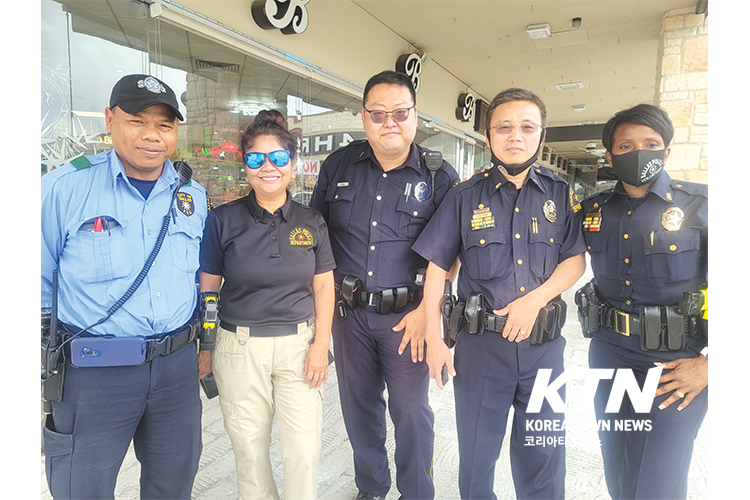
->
xmin=41 ymin=149 xmax=209 ymax=337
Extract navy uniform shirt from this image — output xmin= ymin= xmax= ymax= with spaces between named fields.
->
xmin=41 ymin=149 xmax=209 ymax=336
xmin=413 ymin=166 xmax=586 ymax=309
xmin=310 ymin=140 xmax=459 ymax=292
xmin=581 ymin=171 xmax=708 ymax=314
xmin=200 ymin=191 xmax=336 ymax=327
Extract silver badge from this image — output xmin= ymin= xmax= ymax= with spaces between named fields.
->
xmin=414 ymin=181 xmax=429 ymax=202
xmin=138 ymin=77 xmax=166 ymax=94
xmin=543 ymin=200 xmax=557 ymax=223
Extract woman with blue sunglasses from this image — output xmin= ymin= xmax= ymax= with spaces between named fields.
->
xmin=198 ymin=109 xmax=336 ymax=500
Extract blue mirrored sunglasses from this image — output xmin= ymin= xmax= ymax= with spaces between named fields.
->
xmin=244 ymin=150 xmax=291 ymax=169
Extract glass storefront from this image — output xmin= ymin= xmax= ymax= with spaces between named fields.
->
xmin=41 ymin=0 xmax=484 ymax=207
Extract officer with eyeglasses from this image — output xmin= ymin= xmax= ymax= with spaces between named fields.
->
xmin=199 ymin=109 xmax=336 ymax=500
xmin=413 ymin=88 xmax=586 ymax=499
xmin=310 ymin=70 xmax=459 ymax=500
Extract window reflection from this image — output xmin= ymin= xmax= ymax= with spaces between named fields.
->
xmin=42 ymin=0 xmax=484 ymax=199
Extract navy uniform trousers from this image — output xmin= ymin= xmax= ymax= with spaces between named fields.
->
xmin=43 ymin=342 xmax=202 ymax=500
xmin=332 ymin=302 xmax=435 ymax=499
xmin=453 ymin=327 xmax=566 ymax=500
xmin=589 ymin=328 xmax=707 ymax=500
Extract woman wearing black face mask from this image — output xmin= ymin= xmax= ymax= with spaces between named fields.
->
xmin=577 ymin=104 xmax=708 ymax=500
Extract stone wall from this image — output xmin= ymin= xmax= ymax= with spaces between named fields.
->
xmin=656 ymin=9 xmax=709 ymax=183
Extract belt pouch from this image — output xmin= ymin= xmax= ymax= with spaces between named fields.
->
xmin=392 ymin=286 xmax=410 ymax=314
xmin=70 ymin=336 xmax=147 ymax=367
xmin=640 ymin=306 xmax=663 ymax=351
xmin=464 ymin=293 xmax=486 ymax=335
xmin=665 ymin=306 xmax=686 ymax=351
xmin=530 ymin=303 xmax=554 ymax=345
xmin=377 ymin=289 xmax=394 ymax=314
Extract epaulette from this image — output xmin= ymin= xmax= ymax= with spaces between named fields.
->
xmin=532 ymin=166 xmax=568 ymax=184
xmin=69 ymin=156 xmax=92 ymax=170
xmin=671 ymin=180 xmax=708 ymax=199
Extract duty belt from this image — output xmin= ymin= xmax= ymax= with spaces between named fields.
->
xmin=442 ymin=292 xmax=566 ymax=346
xmin=61 ymin=319 xmax=199 ymax=362
xmin=336 ymin=274 xmax=422 ymax=317
xmin=574 ymin=279 xmax=707 ymax=351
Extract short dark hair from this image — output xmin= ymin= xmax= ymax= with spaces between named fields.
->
xmin=602 ymin=103 xmax=674 ymax=152
xmin=363 ymin=70 xmax=417 ymax=108
xmin=240 ymin=109 xmax=297 ymax=157
xmin=485 ymin=88 xmax=547 ymax=129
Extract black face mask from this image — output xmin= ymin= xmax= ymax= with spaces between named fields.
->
xmin=487 ymin=131 xmax=544 ymax=177
xmin=610 ymin=148 xmax=667 ymax=187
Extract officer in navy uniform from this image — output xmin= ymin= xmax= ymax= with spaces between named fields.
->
xmin=413 ymin=88 xmax=586 ymax=500
xmin=310 ymin=70 xmax=459 ymax=500
xmin=576 ymin=103 xmax=708 ymax=499
xmin=41 ymin=74 xmax=209 ymax=499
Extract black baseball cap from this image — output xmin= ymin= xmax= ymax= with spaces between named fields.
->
xmin=109 ymin=74 xmax=184 ymax=121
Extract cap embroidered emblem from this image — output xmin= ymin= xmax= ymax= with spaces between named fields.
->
xmin=138 ymin=77 xmax=166 ymax=94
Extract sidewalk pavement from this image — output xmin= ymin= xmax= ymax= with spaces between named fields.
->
xmin=41 ymin=267 xmax=709 ymax=499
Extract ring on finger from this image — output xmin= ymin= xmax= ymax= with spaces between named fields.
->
xmin=674 ymin=390 xmax=685 ymax=399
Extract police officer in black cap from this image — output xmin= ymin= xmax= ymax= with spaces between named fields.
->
xmin=576 ymin=103 xmax=708 ymax=499
xmin=310 ymin=70 xmax=459 ymax=500
xmin=414 ymin=88 xmax=586 ymax=499
xmin=41 ymin=74 xmax=208 ymax=499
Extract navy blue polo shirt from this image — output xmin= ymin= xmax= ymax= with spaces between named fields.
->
xmin=412 ymin=165 xmax=586 ymax=310
xmin=310 ymin=140 xmax=459 ymax=291
xmin=199 ymin=191 xmax=336 ymax=327
xmin=581 ymin=171 xmax=708 ymax=314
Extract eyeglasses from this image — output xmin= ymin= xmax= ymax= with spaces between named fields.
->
xmin=244 ymin=150 xmax=291 ymax=169
xmin=363 ymin=106 xmax=414 ymax=124
xmin=488 ymin=123 xmax=543 ymax=135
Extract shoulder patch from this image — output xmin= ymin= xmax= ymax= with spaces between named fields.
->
xmin=569 ymin=188 xmax=582 ymax=213
xmin=70 ymin=156 xmax=93 ymax=170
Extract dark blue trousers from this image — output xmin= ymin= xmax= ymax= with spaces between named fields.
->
xmin=43 ymin=342 xmax=202 ymax=500
xmin=589 ymin=328 xmax=707 ymax=500
xmin=332 ymin=304 xmax=435 ymax=499
xmin=454 ymin=329 xmax=566 ymax=500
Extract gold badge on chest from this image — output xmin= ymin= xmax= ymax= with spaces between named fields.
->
xmin=661 ymin=207 xmax=685 ymax=231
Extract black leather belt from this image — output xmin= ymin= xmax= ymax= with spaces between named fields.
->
xmin=220 ymin=319 xmax=312 ymax=337
xmin=600 ymin=305 xmax=642 ymax=336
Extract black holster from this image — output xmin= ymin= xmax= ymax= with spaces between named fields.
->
xmin=574 ymin=280 xmax=600 ymax=338
xmin=440 ymin=279 xmax=457 ymax=348
xmin=464 ymin=293 xmax=486 ymax=335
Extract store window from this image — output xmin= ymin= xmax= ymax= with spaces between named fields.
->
xmin=41 ymin=0 xmax=483 ymax=204
xmin=41 ymin=0 xmax=363 ymax=207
